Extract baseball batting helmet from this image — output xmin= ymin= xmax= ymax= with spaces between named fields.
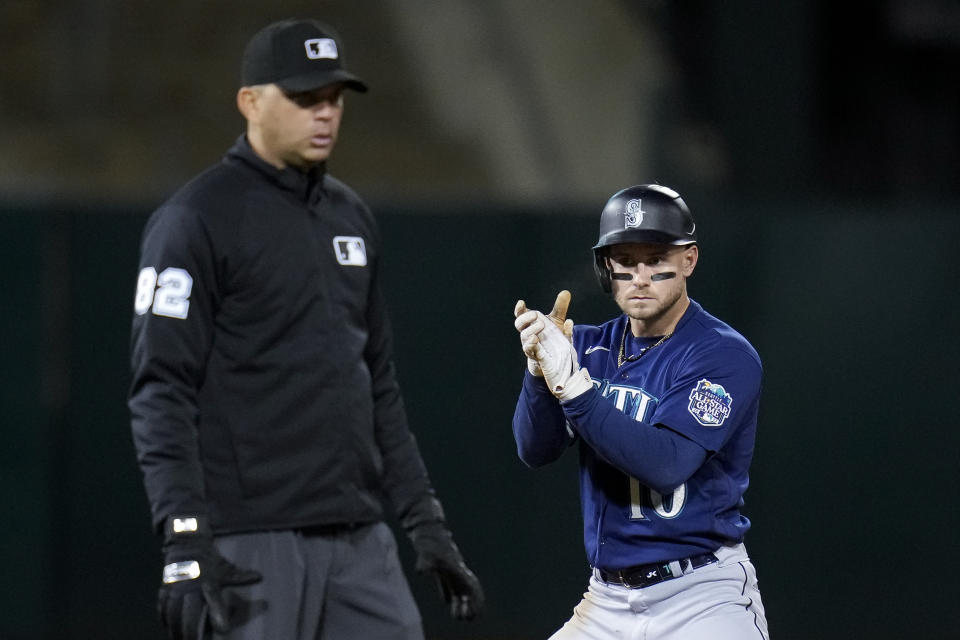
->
xmin=592 ymin=184 xmax=698 ymax=292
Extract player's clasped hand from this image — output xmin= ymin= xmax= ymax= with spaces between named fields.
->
xmin=158 ymin=516 xmax=261 ymax=640
xmin=513 ymin=289 xmax=573 ymax=378
xmin=514 ymin=291 xmax=592 ymax=401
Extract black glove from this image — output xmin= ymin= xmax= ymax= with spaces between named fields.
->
xmin=157 ymin=515 xmax=261 ymax=640
xmin=411 ymin=522 xmax=485 ymax=620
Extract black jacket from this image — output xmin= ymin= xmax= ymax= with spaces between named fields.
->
xmin=129 ymin=136 xmax=436 ymax=535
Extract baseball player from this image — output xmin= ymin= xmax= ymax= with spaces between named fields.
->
xmin=512 ymin=184 xmax=769 ymax=639
xmin=129 ymin=18 xmax=483 ymax=640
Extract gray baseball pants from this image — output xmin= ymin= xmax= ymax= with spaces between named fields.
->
xmin=549 ymin=543 xmax=769 ymax=640
xmin=211 ymin=522 xmax=424 ymax=640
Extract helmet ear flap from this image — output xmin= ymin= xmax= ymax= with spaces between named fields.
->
xmin=593 ymin=250 xmax=612 ymax=293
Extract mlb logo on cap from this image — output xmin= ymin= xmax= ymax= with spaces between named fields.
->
xmin=305 ymin=38 xmax=338 ymax=60
xmin=241 ymin=19 xmax=368 ymax=93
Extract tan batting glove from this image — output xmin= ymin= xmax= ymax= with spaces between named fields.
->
xmin=514 ymin=290 xmax=573 ymax=377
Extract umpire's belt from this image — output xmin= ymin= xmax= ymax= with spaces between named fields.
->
xmin=596 ymin=552 xmax=718 ymax=589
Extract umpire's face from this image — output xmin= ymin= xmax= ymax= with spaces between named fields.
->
xmin=607 ymin=242 xmax=698 ymax=335
xmin=238 ymin=82 xmax=345 ymax=169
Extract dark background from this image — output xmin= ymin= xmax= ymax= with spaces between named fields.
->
xmin=2 ymin=1 xmax=958 ymax=638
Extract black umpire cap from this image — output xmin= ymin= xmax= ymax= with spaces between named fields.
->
xmin=241 ymin=19 xmax=368 ymax=93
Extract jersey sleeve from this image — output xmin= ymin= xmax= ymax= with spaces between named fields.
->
xmin=649 ymin=341 xmax=762 ymax=453
xmin=560 ymin=388 xmax=708 ymax=496
xmin=128 ymin=204 xmax=219 ymax=531
xmin=512 ymin=371 xmax=574 ymax=467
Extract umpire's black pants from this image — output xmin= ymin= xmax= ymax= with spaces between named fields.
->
xmin=212 ymin=522 xmax=424 ymax=640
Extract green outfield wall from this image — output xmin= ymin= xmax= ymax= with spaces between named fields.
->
xmin=2 ymin=199 xmax=957 ymax=639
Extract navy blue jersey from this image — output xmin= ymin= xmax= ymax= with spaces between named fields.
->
xmin=513 ymin=299 xmax=762 ymax=569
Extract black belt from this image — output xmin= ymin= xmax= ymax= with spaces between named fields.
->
xmin=596 ymin=552 xmax=718 ymax=589
xmin=297 ymin=521 xmax=371 ymax=537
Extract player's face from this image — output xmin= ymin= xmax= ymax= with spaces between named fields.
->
xmin=607 ymin=243 xmax=698 ymax=335
xmin=240 ymin=83 xmax=345 ymax=169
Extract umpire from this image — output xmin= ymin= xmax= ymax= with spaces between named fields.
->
xmin=128 ymin=18 xmax=483 ymax=640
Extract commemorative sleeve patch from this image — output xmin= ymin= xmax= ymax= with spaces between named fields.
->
xmin=687 ymin=379 xmax=733 ymax=427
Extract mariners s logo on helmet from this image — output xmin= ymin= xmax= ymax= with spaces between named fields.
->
xmin=624 ymin=199 xmax=644 ymax=229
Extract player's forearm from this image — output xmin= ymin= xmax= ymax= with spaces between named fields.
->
xmin=561 ymin=388 xmax=707 ymax=495
xmin=512 ymin=371 xmax=572 ymax=467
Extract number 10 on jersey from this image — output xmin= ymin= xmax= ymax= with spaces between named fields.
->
xmin=629 ymin=477 xmax=686 ymax=520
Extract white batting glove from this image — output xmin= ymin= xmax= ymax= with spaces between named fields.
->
xmin=514 ymin=308 xmax=547 ymax=375
xmin=514 ymin=305 xmax=544 ymax=376
xmin=527 ymin=314 xmax=592 ymax=401
xmin=514 ymin=291 xmax=574 ymax=377
xmin=514 ymin=303 xmax=591 ymax=401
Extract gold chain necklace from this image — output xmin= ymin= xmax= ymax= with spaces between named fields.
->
xmin=618 ymin=322 xmax=673 ymax=367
